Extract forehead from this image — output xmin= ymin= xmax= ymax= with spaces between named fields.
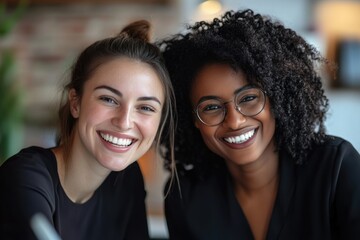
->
xmin=86 ymin=57 xmax=165 ymax=100
xmin=191 ymin=63 xmax=248 ymax=100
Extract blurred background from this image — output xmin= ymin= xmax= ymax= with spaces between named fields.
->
xmin=1 ymin=0 xmax=360 ymax=239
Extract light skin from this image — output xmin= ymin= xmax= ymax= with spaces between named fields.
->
xmin=190 ymin=63 xmax=278 ymax=240
xmin=52 ymin=57 xmax=164 ymax=204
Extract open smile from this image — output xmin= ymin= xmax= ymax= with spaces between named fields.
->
xmin=100 ymin=132 xmax=135 ymax=147
xmin=223 ymin=129 xmax=256 ymax=144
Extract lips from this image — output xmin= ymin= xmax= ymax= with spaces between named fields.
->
xmin=100 ymin=132 xmax=134 ymax=147
xmin=223 ymin=129 xmax=256 ymax=144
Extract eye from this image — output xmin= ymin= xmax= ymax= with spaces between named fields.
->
xmin=138 ymin=105 xmax=157 ymax=114
xmin=203 ymin=104 xmax=222 ymax=112
xmin=240 ymin=95 xmax=257 ymax=103
xmin=199 ymin=100 xmax=223 ymax=114
xmin=236 ymin=88 xmax=262 ymax=105
xmin=99 ymin=96 xmax=118 ymax=105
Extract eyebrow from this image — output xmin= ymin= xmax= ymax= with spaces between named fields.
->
xmin=233 ymin=84 xmax=253 ymax=95
xmin=94 ymin=85 xmax=162 ymax=105
xmin=95 ymin=85 xmax=122 ymax=96
xmin=197 ymin=84 xmax=253 ymax=104
xmin=198 ymin=95 xmax=219 ymax=103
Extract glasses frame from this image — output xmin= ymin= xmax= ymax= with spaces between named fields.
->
xmin=194 ymin=86 xmax=266 ymax=126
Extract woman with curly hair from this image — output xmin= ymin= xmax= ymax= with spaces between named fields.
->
xmin=160 ymin=9 xmax=360 ymax=240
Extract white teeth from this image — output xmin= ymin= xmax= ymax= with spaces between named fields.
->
xmin=224 ymin=129 xmax=255 ymax=144
xmin=100 ymin=133 xmax=133 ymax=147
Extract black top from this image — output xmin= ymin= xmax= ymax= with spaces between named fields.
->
xmin=165 ymin=136 xmax=360 ymax=240
xmin=0 ymin=146 xmax=149 ymax=240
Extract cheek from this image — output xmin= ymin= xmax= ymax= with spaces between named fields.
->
xmin=139 ymin=115 xmax=162 ymax=139
xmin=260 ymin=105 xmax=276 ymax=138
xmin=197 ymin=126 xmax=218 ymax=148
xmin=79 ymin=103 xmax=109 ymax=126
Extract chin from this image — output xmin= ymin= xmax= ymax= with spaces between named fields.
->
xmin=101 ymin=158 xmax=130 ymax=172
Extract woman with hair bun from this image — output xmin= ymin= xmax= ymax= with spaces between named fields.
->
xmin=0 ymin=20 xmax=175 ymax=240
xmin=160 ymin=9 xmax=360 ymax=240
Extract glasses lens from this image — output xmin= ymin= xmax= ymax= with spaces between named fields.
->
xmin=196 ymin=99 xmax=225 ymax=126
xmin=195 ymin=87 xmax=266 ymax=126
xmin=235 ymin=88 xmax=265 ymax=116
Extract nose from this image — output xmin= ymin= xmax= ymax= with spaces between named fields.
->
xmin=111 ymin=107 xmax=134 ymax=130
xmin=222 ymin=102 xmax=246 ymax=129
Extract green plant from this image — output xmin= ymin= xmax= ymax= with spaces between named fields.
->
xmin=0 ymin=1 xmax=27 ymax=165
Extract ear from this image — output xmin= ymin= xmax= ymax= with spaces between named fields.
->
xmin=69 ymin=89 xmax=80 ymax=118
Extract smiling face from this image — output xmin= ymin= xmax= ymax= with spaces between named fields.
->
xmin=191 ymin=63 xmax=276 ymax=168
xmin=69 ymin=57 xmax=164 ymax=172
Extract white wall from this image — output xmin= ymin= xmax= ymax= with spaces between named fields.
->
xmin=223 ymin=0 xmax=311 ymax=31
xmin=178 ymin=0 xmax=312 ymax=31
xmin=325 ymin=90 xmax=360 ymax=152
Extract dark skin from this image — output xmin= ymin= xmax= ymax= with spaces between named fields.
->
xmin=160 ymin=9 xmax=329 ymax=174
xmin=232 ymin=157 xmax=278 ymax=240
xmin=191 ymin=63 xmax=278 ymax=239
xmin=160 ymin=9 xmax=331 ymax=239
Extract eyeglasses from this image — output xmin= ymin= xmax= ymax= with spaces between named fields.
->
xmin=194 ymin=86 xmax=266 ymax=126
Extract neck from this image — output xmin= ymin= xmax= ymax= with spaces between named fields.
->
xmin=227 ymin=151 xmax=279 ymax=195
xmin=235 ymin=167 xmax=279 ymax=198
xmin=52 ymin=144 xmax=110 ymax=204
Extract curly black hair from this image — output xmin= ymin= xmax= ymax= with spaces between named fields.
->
xmin=158 ymin=9 xmax=329 ymax=176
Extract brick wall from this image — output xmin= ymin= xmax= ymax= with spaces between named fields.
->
xmin=3 ymin=3 xmax=180 ymax=128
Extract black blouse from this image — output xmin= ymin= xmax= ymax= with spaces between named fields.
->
xmin=0 ymin=146 xmax=149 ymax=240
xmin=165 ymin=136 xmax=360 ymax=240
